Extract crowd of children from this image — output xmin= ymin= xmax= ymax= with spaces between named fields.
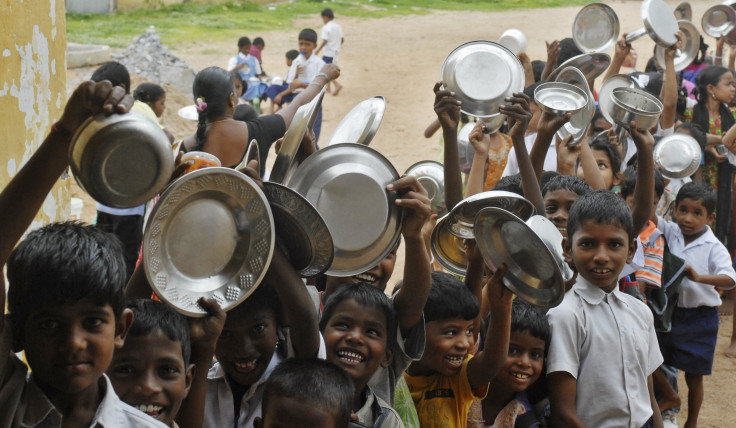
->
xmin=6 ymin=5 xmax=736 ymax=428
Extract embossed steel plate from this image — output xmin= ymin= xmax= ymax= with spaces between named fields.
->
xmin=143 ymin=167 xmax=275 ymax=317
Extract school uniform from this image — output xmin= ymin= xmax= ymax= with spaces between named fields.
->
xmin=354 ymin=386 xmax=405 ymax=428
xmin=546 ymin=276 xmax=663 ymax=428
xmin=0 ymin=323 xmax=166 ymax=428
xmin=501 ymin=132 xmax=557 ymax=177
xmin=228 ymin=52 xmax=265 ymax=101
xmin=320 ymin=20 xmax=343 ymax=63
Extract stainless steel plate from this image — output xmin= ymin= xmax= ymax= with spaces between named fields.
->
xmin=674 ymin=1 xmax=692 ymax=20
xmin=573 ymin=3 xmax=620 ymax=53
xmin=555 ymin=67 xmax=594 ymax=145
xmin=441 ymin=41 xmax=525 ymax=118
xmin=430 ymin=213 xmax=468 ymax=276
xmin=525 ymin=215 xmax=574 ymax=283
xmin=702 ymin=4 xmax=736 ymax=37
xmin=654 ymin=20 xmax=700 ymax=72
xmin=446 ymin=190 xmax=535 ymax=239
xmin=177 ymin=105 xmax=198 ymax=121
xmin=599 ymin=74 xmax=641 ymax=125
xmin=327 ymin=96 xmax=386 ymax=146
xmin=474 ymin=208 xmax=565 ymax=308
xmin=653 ymin=133 xmax=701 ymax=179
xmin=270 ymin=88 xmax=326 ymax=184
xmin=286 ymin=143 xmax=403 ymax=277
xmin=405 ymin=160 xmax=446 ymax=215
xmin=143 ymin=167 xmax=275 ymax=317
xmin=534 ymin=82 xmax=588 ymax=115
xmin=262 ymin=182 xmax=334 ymax=277
xmin=547 ymin=53 xmax=611 ymax=82
xmin=640 ymin=0 xmax=679 ymax=46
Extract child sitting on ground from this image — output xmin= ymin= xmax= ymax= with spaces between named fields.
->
xmin=320 ymin=283 xmax=404 ymax=426
xmin=468 ymin=300 xmax=550 ymax=428
xmin=547 ymin=190 xmax=664 ymax=428
xmin=254 ymin=358 xmax=354 ymax=428
xmin=263 ymin=49 xmax=299 ymax=114
xmin=652 ymin=181 xmax=736 ymax=428
xmin=0 ymin=80 xmax=165 ymax=427
xmin=404 ymin=268 xmax=513 ymax=428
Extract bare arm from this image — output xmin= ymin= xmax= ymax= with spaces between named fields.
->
xmin=540 ymin=40 xmax=560 ymax=81
xmin=578 ymin=136 xmax=607 ymax=190
xmin=531 ymin=111 xmax=571 ymax=182
xmin=649 ymin=375 xmax=664 ymax=428
xmin=276 ymin=63 xmax=339 ymax=127
xmin=659 ymin=34 xmax=682 ymax=130
xmin=464 ymin=240 xmax=486 ymax=342
xmin=465 ymin=122 xmax=489 ymax=197
xmin=684 ymin=266 xmax=736 ymax=290
xmin=548 ymin=371 xmax=586 ymax=428
xmin=315 ymin=39 xmax=327 ymax=56
xmin=602 ymin=35 xmax=631 ymax=82
xmin=391 ymin=176 xmax=432 ymax=336
xmin=629 ymin=122 xmax=656 ymax=234
xmin=434 ymin=82 xmax=464 ymax=210
xmin=467 ymin=265 xmax=513 ymax=390
xmin=519 ymin=53 xmax=535 ymax=88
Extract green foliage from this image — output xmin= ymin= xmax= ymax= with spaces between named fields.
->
xmin=66 ymin=0 xmax=588 ymax=48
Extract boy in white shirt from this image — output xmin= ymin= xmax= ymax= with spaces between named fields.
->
xmin=315 ymin=8 xmax=344 ymax=95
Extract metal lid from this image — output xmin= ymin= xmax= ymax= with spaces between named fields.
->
xmin=573 ymin=3 xmax=620 ymax=53
xmin=327 ymin=96 xmax=386 ymax=146
xmin=286 ymin=143 xmax=403 ymax=277
xmin=474 ymin=208 xmax=565 ymax=308
xmin=143 ymin=167 xmax=275 ymax=317
xmin=653 ymin=133 xmax=701 ymax=179
xmin=441 ymin=41 xmax=524 ymax=118
xmin=446 ymin=190 xmax=535 ymax=240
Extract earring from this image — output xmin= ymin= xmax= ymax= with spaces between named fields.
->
xmin=712 ymin=92 xmax=717 ymax=100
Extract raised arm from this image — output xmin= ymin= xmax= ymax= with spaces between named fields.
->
xmin=540 ymin=40 xmax=560 ymax=81
xmin=466 ymin=265 xmax=513 ymax=390
xmin=602 ymin=35 xmax=631 ymax=82
xmin=531 ymin=111 xmax=571 ymax=181
xmin=0 ymin=81 xmax=132 ymax=332
xmin=390 ymin=176 xmax=432 ymax=335
xmin=276 ymin=63 xmax=340 ymax=127
xmin=434 ymin=82 xmax=464 ymax=210
xmin=465 ymin=121 xmax=490 ymax=197
xmin=577 ymin=136 xmax=607 ymax=190
xmin=659 ymin=33 xmax=682 ymax=131
xmin=629 ymin=121 xmax=656 ymax=235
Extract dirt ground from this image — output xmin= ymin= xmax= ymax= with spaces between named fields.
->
xmin=66 ymin=1 xmax=735 ymax=425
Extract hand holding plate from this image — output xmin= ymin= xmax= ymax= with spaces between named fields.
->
xmin=614 ymin=34 xmax=632 ymax=59
xmin=469 ymin=121 xmax=491 ymax=156
xmin=499 ymin=92 xmax=532 ymax=143
xmin=59 ymin=81 xmax=134 ymax=136
xmin=189 ymin=297 xmax=226 ymax=354
xmin=545 ymin=40 xmax=560 ymax=67
xmin=433 ymin=81 xmax=461 ymax=132
xmin=536 ymin=110 xmax=572 ymax=140
xmin=628 ymin=120 xmax=655 ymax=152
xmin=319 ymin=63 xmax=341 ymax=81
xmin=555 ymin=134 xmax=580 ymax=175
xmin=236 ymin=159 xmax=264 ymax=189
xmin=388 ymin=175 xmax=431 ymax=241
xmin=486 ymin=263 xmax=513 ymax=318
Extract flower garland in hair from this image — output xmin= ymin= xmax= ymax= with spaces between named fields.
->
xmin=195 ymin=97 xmax=207 ymax=112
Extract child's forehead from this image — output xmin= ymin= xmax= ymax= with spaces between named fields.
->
xmin=330 ymin=299 xmax=389 ymax=327
xmin=30 ymin=297 xmax=114 ymax=318
xmin=677 ymin=197 xmax=707 ymax=209
xmin=574 ymin=219 xmax=629 ymax=238
xmin=120 ymin=330 xmax=185 ymax=360
xmin=428 ymin=316 xmax=473 ymax=327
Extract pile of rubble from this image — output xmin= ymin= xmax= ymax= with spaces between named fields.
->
xmin=113 ymin=26 xmax=196 ymax=97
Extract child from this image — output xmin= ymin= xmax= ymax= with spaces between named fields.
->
xmin=653 ymin=181 xmax=736 ymax=428
xmin=541 ymin=174 xmax=591 ymax=239
xmin=315 ymin=8 xmax=344 ymax=95
xmin=320 ymin=283 xmax=404 ymax=426
xmin=469 ymin=300 xmax=550 ymax=427
xmin=133 ymin=82 xmax=175 ymax=143
xmin=404 ymin=269 xmax=513 ymax=428
xmin=230 ymin=71 xmax=249 ymax=106
xmin=255 ymin=358 xmax=354 ymax=428
xmin=250 ymin=37 xmax=266 ymax=77
xmin=547 ymin=190 xmax=664 ymax=428
xmin=263 ymin=49 xmax=299 ymax=114
xmin=227 ymin=36 xmax=264 ymax=102
xmin=0 ymin=78 xmax=164 ymax=428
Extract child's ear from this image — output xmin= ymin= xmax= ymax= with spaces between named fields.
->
xmin=626 ymin=237 xmax=637 ymax=264
xmin=708 ymin=211 xmax=716 ymax=225
xmin=182 ymin=363 xmax=195 ymax=399
xmin=562 ymin=237 xmax=573 ymax=264
xmin=380 ymin=347 xmax=394 ymax=369
xmin=612 ymin=171 xmax=622 ymax=187
xmin=114 ymin=308 xmax=134 ymax=349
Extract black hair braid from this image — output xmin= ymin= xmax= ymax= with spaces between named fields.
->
xmin=195 ymin=108 xmax=208 ymax=151
xmin=191 ymin=66 xmax=237 ymax=152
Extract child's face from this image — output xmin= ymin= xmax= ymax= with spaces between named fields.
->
xmin=299 ymin=40 xmax=317 ymax=58
xmin=674 ymin=197 xmax=715 ymax=240
xmin=415 ymin=317 xmax=474 ymax=376
xmin=150 ymin=93 xmax=166 ymax=118
xmin=108 ymin=330 xmax=193 ymax=425
xmin=233 ymin=78 xmax=244 ymax=97
xmin=564 ymin=220 xmax=635 ymax=293
xmin=239 ymin=44 xmax=252 ymax=55
xmin=577 ymin=149 xmax=620 ymax=190
xmin=257 ymin=396 xmax=339 ymax=428
xmin=710 ymin=71 xmax=736 ymax=104
xmin=22 ymin=297 xmax=131 ymax=402
xmin=544 ymin=189 xmax=579 ymax=238
xmin=323 ymin=299 xmax=391 ymax=390
xmin=495 ymin=330 xmax=545 ymax=393
xmin=326 ymin=245 xmax=397 ymax=292
xmin=215 ymin=306 xmax=278 ymax=387
xmin=286 ymin=57 xmax=294 ymax=67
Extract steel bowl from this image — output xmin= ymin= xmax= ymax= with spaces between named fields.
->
xmin=599 ymin=74 xmax=642 ymax=125
xmin=69 ymin=111 xmax=174 ymax=208
xmin=555 ymin=66 xmax=594 ymax=145
xmin=405 ymin=160 xmax=446 ymax=215
xmin=446 ymin=190 xmax=535 ymax=239
xmin=653 ymin=133 xmax=701 ymax=179
xmin=626 ymin=0 xmax=679 ymax=47
xmin=609 ymin=87 xmax=663 ymax=131
xmin=573 ymin=3 xmax=620 ymax=53
xmin=674 ymin=2 xmax=692 ymax=20
xmin=534 ymin=82 xmax=589 ymax=116
xmin=430 ymin=213 xmax=468 ymax=276
xmin=498 ymin=29 xmax=528 ymax=56
xmin=702 ymin=4 xmax=736 ymax=37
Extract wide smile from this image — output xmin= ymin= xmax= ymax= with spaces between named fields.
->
xmin=444 ymin=355 xmax=464 ymax=368
xmin=134 ymin=404 xmax=167 ymax=419
xmin=231 ymin=357 xmax=259 ymax=374
xmin=336 ymin=348 xmax=366 ymax=366
xmin=352 ymin=272 xmax=379 ymax=284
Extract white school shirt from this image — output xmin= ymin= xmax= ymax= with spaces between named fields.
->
xmin=546 ymin=276 xmax=663 ymax=428
xmin=622 ymin=124 xmax=674 ymax=171
xmin=285 ymin=54 xmax=326 ymax=85
xmin=320 ymin=20 xmax=344 ymax=58
xmin=656 ymin=218 xmax=736 ymax=307
xmin=501 ymin=132 xmax=557 ymax=177
xmin=227 ymin=52 xmax=262 ymax=76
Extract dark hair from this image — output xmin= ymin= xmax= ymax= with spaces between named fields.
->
xmin=126 ymin=299 xmax=191 ymax=366
xmin=229 ymin=70 xmax=247 ymax=96
xmin=675 ymin=122 xmax=708 ymax=151
xmin=234 ymin=104 xmax=258 ymax=122
xmin=619 ymin=165 xmax=665 ymax=199
xmin=540 ymin=170 xmax=560 ymax=190
xmin=632 ymin=71 xmax=663 ymax=99
xmin=424 ymin=271 xmax=479 ymax=323
xmin=299 ymin=28 xmax=318 ymax=44
xmin=262 ymin=358 xmax=353 ymax=428
xmin=192 ymin=67 xmax=235 ymax=151
xmin=133 ymin=82 xmax=165 ymax=104
xmin=692 ymin=66 xmax=735 ymax=135
xmin=227 ymin=281 xmax=282 ymax=321
xmin=493 ymin=173 xmax=523 ymax=196
xmin=588 ymin=132 xmax=622 ymax=175
xmin=590 ymin=109 xmax=610 ymax=134
xmin=286 ymin=49 xmax=300 ymax=61
xmin=511 ymin=299 xmax=549 ymax=345
xmin=253 ymin=37 xmax=265 ymax=48
xmin=542 ymin=174 xmax=591 ymax=198
xmin=531 ymin=61 xmax=546 ymax=83
xmin=321 ymin=8 xmax=335 ymax=19
xmin=645 ymin=55 xmax=658 ymax=73
xmin=320 ymin=282 xmax=396 ymax=347
xmin=676 ymin=181 xmax=717 ymax=214
xmin=523 ymin=81 xmax=544 ymax=101
xmin=237 ymin=36 xmax=252 ymax=48
xmin=557 ymin=38 xmax=582 ymax=68
xmin=91 ymin=61 xmax=131 ymax=94
xmin=567 ymin=190 xmax=635 ymax=242
xmin=7 ymin=222 xmax=127 ymax=347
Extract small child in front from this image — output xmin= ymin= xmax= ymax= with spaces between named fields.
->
xmin=547 ymin=190 xmax=664 ymax=428
xmin=653 ymin=181 xmax=736 ymax=428
xmin=404 ymin=269 xmax=513 ymax=428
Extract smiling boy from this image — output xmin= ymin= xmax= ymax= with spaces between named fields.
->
xmin=547 ymin=190 xmax=664 ymax=428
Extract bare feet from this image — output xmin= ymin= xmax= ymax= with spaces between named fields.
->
xmin=658 ymin=395 xmax=681 ymax=412
xmin=726 ymin=340 xmax=736 ymax=358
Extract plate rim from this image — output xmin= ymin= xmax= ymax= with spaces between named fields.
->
xmin=573 ymin=2 xmax=620 ymax=53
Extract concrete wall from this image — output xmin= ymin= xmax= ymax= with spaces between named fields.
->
xmin=1 ymin=0 xmax=69 ymax=229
